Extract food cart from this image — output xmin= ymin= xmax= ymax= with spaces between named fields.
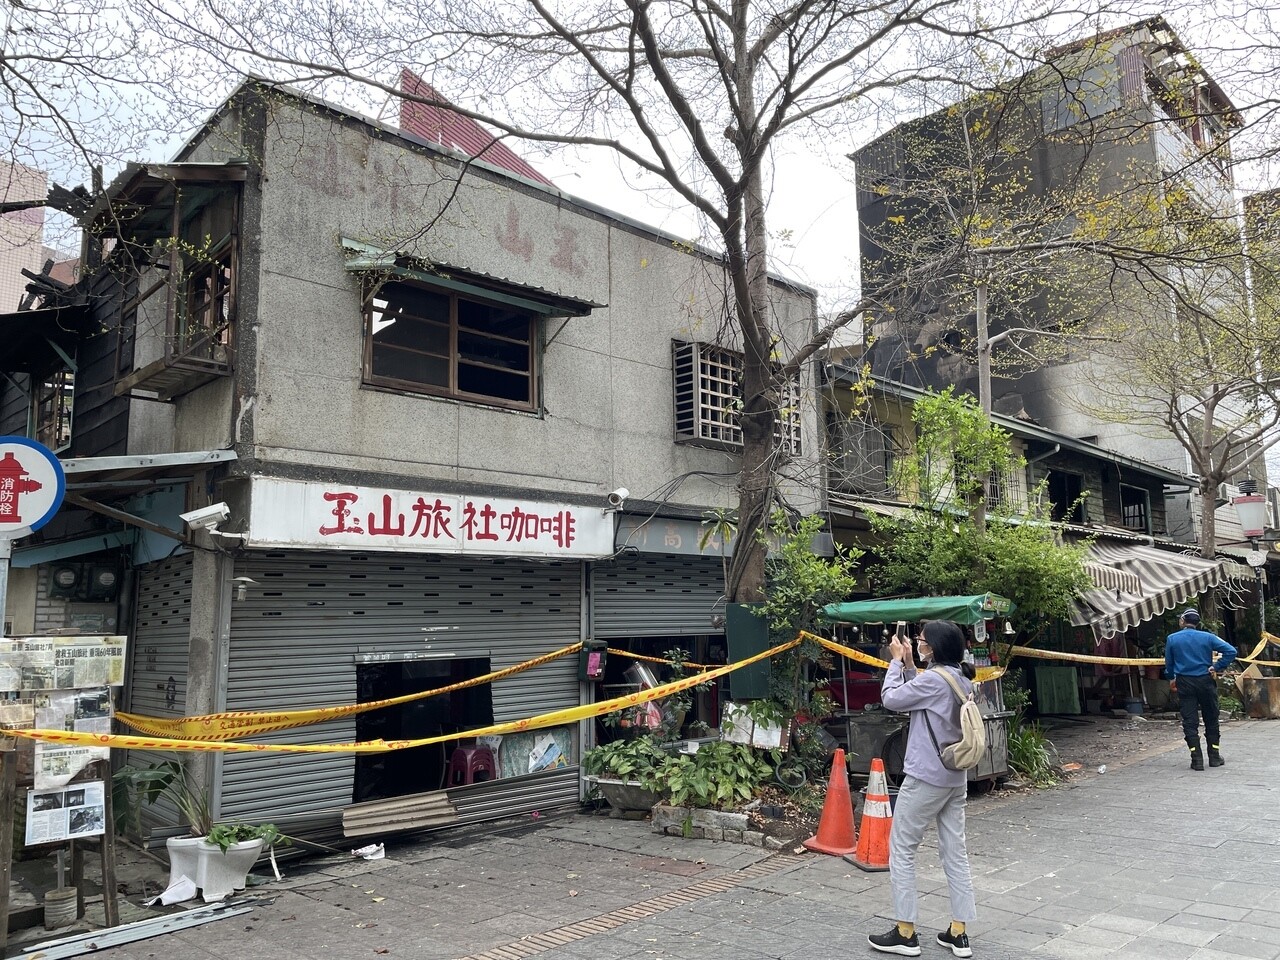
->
xmin=818 ymin=594 xmax=1015 ymax=785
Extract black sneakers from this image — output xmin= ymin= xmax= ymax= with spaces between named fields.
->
xmin=937 ymin=927 xmax=973 ymax=958
xmin=868 ymin=927 xmax=921 ymax=956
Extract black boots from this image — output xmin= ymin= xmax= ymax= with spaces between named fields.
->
xmin=1208 ymin=746 xmax=1225 ymax=767
xmin=1189 ymin=742 xmax=1204 ymax=770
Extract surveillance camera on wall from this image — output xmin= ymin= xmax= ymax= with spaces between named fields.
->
xmin=179 ymin=502 xmax=231 ymax=531
xmin=607 ymin=487 xmax=630 ymax=508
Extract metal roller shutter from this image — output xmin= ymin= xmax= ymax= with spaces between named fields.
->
xmin=220 ymin=550 xmax=583 ymax=822
xmin=123 ymin=553 xmax=195 ymax=836
xmin=591 ymin=555 xmax=726 ymax=638
xmin=127 ymin=553 xmax=194 ymax=717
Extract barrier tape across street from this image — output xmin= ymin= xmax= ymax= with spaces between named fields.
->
xmin=115 ymin=642 xmax=585 ymax=741
xmin=32 ymin=624 xmax=1270 ymax=757
xmin=7 ymin=636 xmax=802 ymax=755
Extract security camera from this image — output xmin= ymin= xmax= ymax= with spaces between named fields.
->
xmin=607 ymin=487 xmax=630 ymax=508
xmin=179 ymin=502 xmax=231 ymax=531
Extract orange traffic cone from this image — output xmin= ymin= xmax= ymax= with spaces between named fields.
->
xmin=845 ymin=757 xmax=892 ymax=871
xmin=802 ymin=748 xmax=857 ymax=856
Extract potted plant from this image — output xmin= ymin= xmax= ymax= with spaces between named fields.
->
xmin=581 ymin=736 xmax=669 ymax=812
xmin=113 ymin=758 xmax=286 ymax=902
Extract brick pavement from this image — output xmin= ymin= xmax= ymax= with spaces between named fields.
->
xmin=73 ymin=719 xmax=1279 ymax=960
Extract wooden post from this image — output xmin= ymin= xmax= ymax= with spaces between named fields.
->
xmin=70 ymin=839 xmax=85 ymax=918
xmin=97 ymin=760 xmax=119 ymax=927
xmin=0 ymin=750 xmax=18 ymax=951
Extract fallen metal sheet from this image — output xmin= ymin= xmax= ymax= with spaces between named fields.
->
xmin=13 ymin=900 xmax=256 ymax=959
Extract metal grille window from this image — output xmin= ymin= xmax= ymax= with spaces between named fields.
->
xmin=986 ymin=469 xmax=1006 ymax=509
xmin=365 ymin=279 xmax=536 ymax=410
xmin=672 ymin=340 xmax=801 ymax=453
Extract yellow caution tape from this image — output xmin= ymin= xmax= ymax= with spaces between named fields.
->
xmin=800 ymin=631 xmax=1005 ymax=682
xmin=7 ymin=636 xmax=802 ymax=754
xmin=607 ymin=648 xmax=708 ymax=670
xmin=116 ymin=642 xmax=584 ymax=741
xmin=1006 ymin=645 xmax=1163 ymax=667
xmin=1239 ymin=632 xmax=1280 ymax=667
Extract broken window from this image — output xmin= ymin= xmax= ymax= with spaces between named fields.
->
xmin=175 ymin=185 xmax=237 ymax=364
xmin=1121 ymin=483 xmax=1151 ymax=533
xmin=364 ymin=279 xmax=536 ymax=409
xmin=33 ymin=368 xmax=74 ymax=451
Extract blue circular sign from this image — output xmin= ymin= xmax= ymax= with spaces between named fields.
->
xmin=0 ymin=435 xmax=66 ymax=539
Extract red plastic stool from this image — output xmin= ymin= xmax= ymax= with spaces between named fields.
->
xmin=448 ymin=746 xmax=496 ymax=786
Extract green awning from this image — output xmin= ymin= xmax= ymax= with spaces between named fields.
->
xmin=820 ymin=593 xmax=1015 ymax=626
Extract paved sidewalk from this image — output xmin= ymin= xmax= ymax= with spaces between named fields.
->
xmin=73 ymin=719 xmax=1280 ymax=960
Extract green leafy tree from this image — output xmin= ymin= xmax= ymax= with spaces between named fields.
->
xmin=870 ymin=389 xmax=1091 ymax=635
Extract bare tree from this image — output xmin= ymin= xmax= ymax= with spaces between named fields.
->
xmin=119 ymin=0 xmax=1162 ymax=601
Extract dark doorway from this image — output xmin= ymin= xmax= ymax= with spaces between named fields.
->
xmin=1047 ymin=470 xmax=1085 ymax=524
xmin=353 ymin=657 xmax=494 ymax=803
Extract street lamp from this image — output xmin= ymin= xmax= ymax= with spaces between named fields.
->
xmin=1231 ymin=479 xmax=1269 ymax=633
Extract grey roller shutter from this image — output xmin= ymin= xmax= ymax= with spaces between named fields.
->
xmin=220 ymin=550 xmax=582 ymax=822
xmin=122 ymin=553 xmax=194 ymax=836
xmin=127 ymin=553 xmax=194 ymax=717
xmin=592 ymin=555 xmax=726 ymax=638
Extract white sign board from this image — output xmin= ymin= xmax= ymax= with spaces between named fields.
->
xmin=247 ymin=477 xmax=615 ymax=558
xmin=26 ymin=780 xmax=106 ymax=845
xmin=0 ymin=436 xmax=65 ymax=540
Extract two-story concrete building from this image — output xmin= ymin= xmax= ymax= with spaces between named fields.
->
xmin=2 ymin=78 xmax=820 ymax=838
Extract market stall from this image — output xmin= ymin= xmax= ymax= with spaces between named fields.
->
xmin=818 ymin=594 xmax=1015 ymax=784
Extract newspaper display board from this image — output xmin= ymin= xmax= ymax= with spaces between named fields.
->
xmin=0 ymin=637 xmax=126 ymax=815
xmin=25 ymin=780 xmax=107 ymax=845
xmin=0 ymin=636 xmax=127 ymax=691
xmin=32 ymin=688 xmax=113 ymax=788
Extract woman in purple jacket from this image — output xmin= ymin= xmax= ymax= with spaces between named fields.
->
xmin=868 ymin=620 xmax=977 ymax=958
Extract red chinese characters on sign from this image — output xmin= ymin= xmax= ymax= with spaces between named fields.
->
xmin=0 ymin=451 xmax=44 ymax=525
xmin=317 ymin=491 xmax=577 ymax=549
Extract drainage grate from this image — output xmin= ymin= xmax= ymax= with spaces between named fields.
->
xmin=455 ymin=854 xmax=805 ymax=960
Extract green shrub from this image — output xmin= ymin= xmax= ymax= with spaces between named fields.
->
xmin=653 ymin=741 xmax=774 ymax=810
xmin=1006 ymin=716 xmax=1060 ymax=787
xmin=581 ymin=737 xmax=668 ymax=789
xmin=206 ymin=822 xmax=287 ymax=853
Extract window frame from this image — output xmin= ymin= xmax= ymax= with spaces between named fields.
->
xmin=1120 ymin=483 xmax=1152 ymax=534
xmin=32 ymin=367 xmax=74 ymax=453
xmin=167 ymin=183 xmax=241 ymax=372
xmin=672 ymin=339 xmax=802 ymax=455
xmin=362 ymin=277 xmax=540 ymax=412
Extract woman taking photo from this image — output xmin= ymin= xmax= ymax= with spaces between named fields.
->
xmin=868 ymin=620 xmax=977 ymax=958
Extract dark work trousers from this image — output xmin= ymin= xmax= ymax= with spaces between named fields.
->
xmin=1177 ymin=674 xmax=1221 ymax=750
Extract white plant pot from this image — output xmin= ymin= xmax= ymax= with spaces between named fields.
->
xmin=165 ymin=835 xmax=266 ymax=903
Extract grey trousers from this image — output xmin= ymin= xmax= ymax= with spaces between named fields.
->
xmin=888 ymin=775 xmax=977 ymax=924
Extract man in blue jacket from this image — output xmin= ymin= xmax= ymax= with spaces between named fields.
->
xmin=1165 ymin=609 xmax=1237 ymax=770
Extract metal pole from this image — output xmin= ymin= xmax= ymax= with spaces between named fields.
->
xmin=1259 ymin=567 xmax=1267 ymax=634
xmin=976 ymin=278 xmax=991 ymax=419
xmin=0 ymin=538 xmax=10 ymax=635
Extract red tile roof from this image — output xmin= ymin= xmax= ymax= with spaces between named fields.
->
xmin=399 ymin=71 xmax=555 ymax=188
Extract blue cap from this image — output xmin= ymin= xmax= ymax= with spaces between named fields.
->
xmin=1181 ymin=609 xmax=1201 ymax=623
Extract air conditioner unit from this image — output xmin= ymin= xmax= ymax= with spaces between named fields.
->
xmin=1215 ymin=482 xmax=1238 ymax=507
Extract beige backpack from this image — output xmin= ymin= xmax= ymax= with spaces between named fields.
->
xmin=922 ymin=667 xmax=987 ymax=771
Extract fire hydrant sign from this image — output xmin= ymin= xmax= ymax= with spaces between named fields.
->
xmin=0 ymin=436 xmax=65 ymax=540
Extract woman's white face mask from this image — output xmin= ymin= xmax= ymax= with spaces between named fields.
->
xmin=917 ymin=639 xmax=933 ymax=663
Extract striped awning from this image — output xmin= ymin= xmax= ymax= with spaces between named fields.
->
xmin=1070 ymin=542 xmax=1231 ymax=641
xmin=1083 ymin=561 xmax=1143 ymax=595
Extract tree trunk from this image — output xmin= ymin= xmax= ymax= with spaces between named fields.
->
xmin=1199 ymin=478 xmax=1221 ymax=622
xmin=724 ymin=0 xmax=775 ymax=605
